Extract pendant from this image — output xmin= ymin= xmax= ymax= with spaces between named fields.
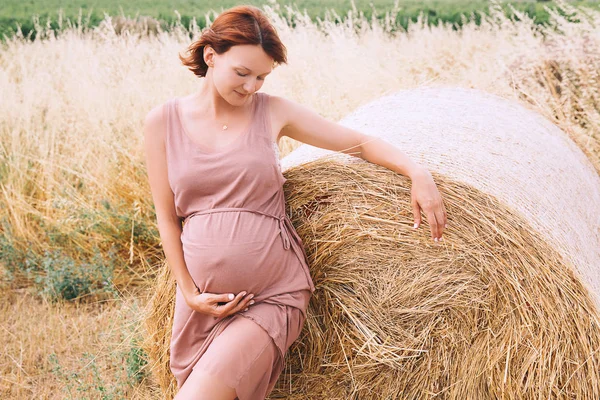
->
xmin=222 ymin=125 xmax=228 ymax=130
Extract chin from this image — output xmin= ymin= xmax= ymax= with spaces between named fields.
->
xmin=234 ymin=90 xmax=249 ymax=100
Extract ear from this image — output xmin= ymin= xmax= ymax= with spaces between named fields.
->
xmin=203 ymin=46 xmax=215 ymax=67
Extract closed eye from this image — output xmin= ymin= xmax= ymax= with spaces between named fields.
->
xmin=237 ymin=71 xmax=265 ymax=80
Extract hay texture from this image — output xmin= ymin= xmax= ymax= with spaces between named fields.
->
xmin=282 ymin=86 xmax=600 ymax=309
xmin=142 ymin=87 xmax=600 ymax=399
xmin=142 ymin=261 xmax=177 ymax=399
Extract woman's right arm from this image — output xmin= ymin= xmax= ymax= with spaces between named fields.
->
xmin=143 ymin=104 xmax=201 ymax=300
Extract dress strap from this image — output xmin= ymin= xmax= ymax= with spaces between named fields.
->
xmin=255 ymin=92 xmax=283 ymax=174
xmin=164 ymin=97 xmax=181 ymax=147
xmin=255 ymin=92 xmax=273 ymax=142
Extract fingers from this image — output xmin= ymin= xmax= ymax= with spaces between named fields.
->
xmin=418 ymin=200 xmax=447 ymax=242
xmin=412 ymin=198 xmax=421 ymax=229
xmin=441 ymin=200 xmax=448 ymax=229
xmin=436 ymin=196 xmax=448 ymax=239
xmin=232 ymin=293 xmax=255 ymax=314
xmin=411 ymin=172 xmax=448 ymax=242
xmin=216 ymin=292 xmax=237 ymax=303
xmin=434 ymin=207 xmax=445 ymax=240
xmin=212 ymin=291 xmax=255 ymax=318
xmin=228 ymin=291 xmax=254 ymax=315
xmin=426 ymin=209 xmax=439 ymax=241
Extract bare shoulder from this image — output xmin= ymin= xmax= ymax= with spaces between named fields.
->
xmin=263 ymin=93 xmax=297 ymax=142
xmin=143 ymin=101 xmax=168 ymax=145
xmin=266 ymin=93 xmax=294 ymax=117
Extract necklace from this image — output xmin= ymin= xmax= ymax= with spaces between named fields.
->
xmin=218 ymin=94 xmax=253 ymax=130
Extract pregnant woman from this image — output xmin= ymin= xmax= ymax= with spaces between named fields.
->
xmin=143 ymin=5 xmax=447 ymax=400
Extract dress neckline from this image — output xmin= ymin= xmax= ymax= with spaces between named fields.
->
xmin=175 ymin=93 xmax=258 ymax=155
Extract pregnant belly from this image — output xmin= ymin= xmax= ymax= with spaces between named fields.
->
xmin=181 ymin=212 xmax=285 ymax=295
xmin=183 ymin=238 xmax=280 ymax=295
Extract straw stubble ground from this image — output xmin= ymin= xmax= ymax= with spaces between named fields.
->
xmin=2 ymin=0 xmax=600 ymax=398
xmin=0 ymin=286 xmax=157 ymax=398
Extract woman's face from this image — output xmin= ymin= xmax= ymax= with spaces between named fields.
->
xmin=206 ymin=44 xmax=274 ymax=106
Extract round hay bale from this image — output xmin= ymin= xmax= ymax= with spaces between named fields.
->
xmin=277 ymin=161 xmax=600 ymax=398
xmin=282 ymin=86 xmax=600 ymax=310
xmin=142 ymin=87 xmax=600 ymax=398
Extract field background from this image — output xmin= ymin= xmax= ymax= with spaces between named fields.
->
xmin=1 ymin=0 xmax=599 ymax=398
xmin=2 ymin=0 xmax=600 ymax=40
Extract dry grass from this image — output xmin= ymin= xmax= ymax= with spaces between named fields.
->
xmin=1 ymin=0 xmax=600 ymax=397
xmin=0 ymin=286 xmax=159 ymax=398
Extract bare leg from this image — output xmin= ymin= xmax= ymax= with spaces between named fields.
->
xmin=173 ymin=315 xmax=278 ymax=400
xmin=174 ymin=369 xmax=237 ymax=400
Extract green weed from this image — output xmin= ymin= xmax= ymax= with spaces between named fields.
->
xmin=35 ymin=247 xmax=118 ymax=302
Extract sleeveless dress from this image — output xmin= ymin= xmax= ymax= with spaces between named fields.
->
xmin=164 ymin=91 xmax=316 ymax=399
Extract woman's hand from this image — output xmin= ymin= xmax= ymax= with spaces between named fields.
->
xmin=410 ymin=166 xmax=447 ymax=242
xmin=184 ymin=286 xmax=255 ymax=318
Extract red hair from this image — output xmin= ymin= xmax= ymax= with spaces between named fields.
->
xmin=179 ymin=5 xmax=287 ymax=77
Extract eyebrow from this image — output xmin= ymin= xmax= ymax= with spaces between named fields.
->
xmin=236 ymin=65 xmax=272 ymax=76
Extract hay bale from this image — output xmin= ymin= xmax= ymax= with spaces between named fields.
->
xmin=276 ymin=161 xmax=600 ymax=399
xmin=282 ymin=86 xmax=600 ymax=310
xmin=141 ymin=261 xmax=177 ymax=399
xmin=142 ymin=87 xmax=600 ymax=398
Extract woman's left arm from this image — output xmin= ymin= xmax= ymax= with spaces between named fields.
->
xmin=272 ymin=95 xmax=447 ymax=242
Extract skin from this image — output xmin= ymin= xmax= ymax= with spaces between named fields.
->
xmin=144 ymin=43 xmax=447 ymax=399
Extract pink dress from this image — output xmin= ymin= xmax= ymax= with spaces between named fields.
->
xmin=163 ymin=92 xmax=316 ymax=399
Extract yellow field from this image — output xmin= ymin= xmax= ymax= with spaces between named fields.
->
xmin=1 ymin=1 xmax=599 ymax=397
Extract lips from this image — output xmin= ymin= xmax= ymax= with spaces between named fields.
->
xmin=235 ymin=91 xmax=248 ymax=97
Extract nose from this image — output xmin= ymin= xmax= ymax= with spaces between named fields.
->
xmin=243 ymin=78 xmax=257 ymax=93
